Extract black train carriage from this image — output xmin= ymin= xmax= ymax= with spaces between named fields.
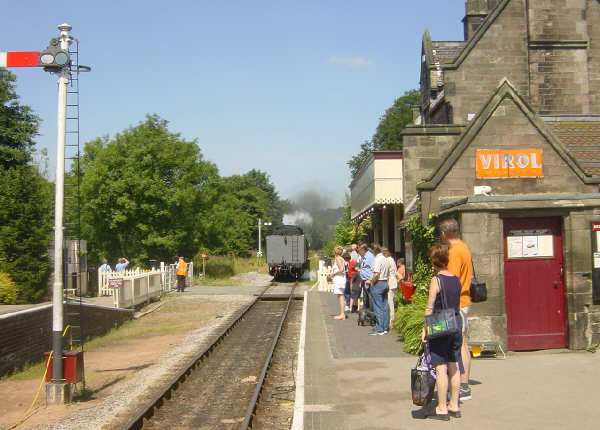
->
xmin=266 ymin=225 xmax=309 ymax=281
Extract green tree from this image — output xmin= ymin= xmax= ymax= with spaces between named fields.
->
xmin=348 ymin=89 xmax=419 ymax=177
xmin=0 ymin=69 xmax=53 ymax=303
xmin=0 ymin=70 xmax=40 ymax=169
xmin=79 ymin=114 xmax=218 ymax=266
xmin=213 ymin=170 xmax=291 ymax=256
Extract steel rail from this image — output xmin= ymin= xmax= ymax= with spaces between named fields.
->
xmin=120 ymin=286 xmax=272 ymax=430
xmin=241 ymin=285 xmax=296 ymax=429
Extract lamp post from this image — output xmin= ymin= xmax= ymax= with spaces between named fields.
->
xmin=257 ymin=218 xmax=272 ymax=258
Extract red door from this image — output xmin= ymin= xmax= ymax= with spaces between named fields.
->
xmin=503 ymin=217 xmax=566 ymax=350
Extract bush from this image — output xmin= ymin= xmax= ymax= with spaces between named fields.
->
xmin=197 ymin=255 xmax=235 ymax=278
xmin=394 ymin=292 xmax=427 ymax=354
xmin=0 ymin=271 xmax=18 ymax=304
xmin=393 ymin=213 xmax=436 ymax=354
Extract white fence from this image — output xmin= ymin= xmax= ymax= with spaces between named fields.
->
xmin=112 ymin=271 xmax=162 ymax=308
xmin=317 ymin=261 xmax=333 ymax=292
xmin=98 ymin=262 xmax=194 ymax=308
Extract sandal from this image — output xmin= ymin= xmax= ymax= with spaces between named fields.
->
xmin=423 ymin=410 xmax=450 ymax=421
xmin=448 ymin=410 xmax=461 ymax=418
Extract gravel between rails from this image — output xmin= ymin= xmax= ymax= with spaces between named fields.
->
xmin=36 ymin=294 xmax=255 ymax=430
xmin=252 ymin=299 xmax=302 ymax=429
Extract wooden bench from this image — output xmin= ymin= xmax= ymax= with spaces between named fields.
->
xmin=468 ymin=342 xmax=506 ymax=359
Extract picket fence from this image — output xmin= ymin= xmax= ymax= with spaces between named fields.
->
xmin=98 ymin=262 xmax=194 ymax=308
xmin=317 ymin=261 xmax=333 ymax=292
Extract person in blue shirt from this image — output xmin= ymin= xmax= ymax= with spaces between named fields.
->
xmin=115 ymin=257 xmax=129 ymax=272
xmin=358 ymin=244 xmax=374 ymax=282
xmin=99 ymin=259 xmax=112 ymax=272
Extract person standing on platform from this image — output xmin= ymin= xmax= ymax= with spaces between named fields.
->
xmin=440 ymin=218 xmax=473 ymax=401
xmin=115 ymin=258 xmax=129 ymax=272
xmin=329 ymin=246 xmax=347 ymax=320
xmin=421 ymin=244 xmax=462 ymax=420
xmin=176 ymin=256 xmax=188 ymax=292
xmin=397 ymin=258 xmax=406 ymax=282
xmin=100 ymin=259 xmax=112 ymax=272
xmin=357 ymin=243 xmax=374 ymax=311
xmin=367 ymin=244 xmax=390 ymax=336
xmin=382 ymin=247 xmax=397 ymax=331
xmin=345 ymin=251 xmax=360 ymax=312
xmin=351 ymin=243 xmax=360 ymax=263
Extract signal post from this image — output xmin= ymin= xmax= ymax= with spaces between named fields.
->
xmin=2 ymin=23 xmax=85 ymax=404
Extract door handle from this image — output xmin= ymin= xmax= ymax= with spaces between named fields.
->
xmin=553 ymin=281 xmax=559 ymax=289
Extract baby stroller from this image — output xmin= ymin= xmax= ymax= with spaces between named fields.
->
xmin=357 ymin=283 xmax=376 ymax=326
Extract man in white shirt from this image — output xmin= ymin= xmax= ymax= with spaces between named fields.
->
xmin=367 ymin=244 xmax=390 ymax=335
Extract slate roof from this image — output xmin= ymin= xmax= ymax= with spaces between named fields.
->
xmin=545 ymin=120 xmax=600 ymax=176
xmin=431 ymin=41 xmax=466 ymax=64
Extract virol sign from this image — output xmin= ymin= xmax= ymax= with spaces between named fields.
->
xmin=476 ymin=149 xmax=542 ymax=178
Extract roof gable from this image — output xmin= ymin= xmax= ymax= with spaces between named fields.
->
xmin=424 ymin=0 xmax=511 ymax=71
xmin=417 ymin=78 xmax=600 ymax=191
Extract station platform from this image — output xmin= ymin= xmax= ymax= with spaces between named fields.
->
xmin=299 ymin=290 xmax=600 ymax=430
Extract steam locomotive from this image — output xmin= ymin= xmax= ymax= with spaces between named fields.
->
xmin=266 ymin=225 xmax=309 ymax=281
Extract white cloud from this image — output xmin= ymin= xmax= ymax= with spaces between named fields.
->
xmin=327 ymin=56 xmax=374 ymax=68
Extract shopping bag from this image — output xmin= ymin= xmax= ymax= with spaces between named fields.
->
xmin=411 ymin=347 xmax=436 ymax=406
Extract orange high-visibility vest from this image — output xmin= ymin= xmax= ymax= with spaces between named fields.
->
xmin=176 ymin=260 xmax=188 ymax=276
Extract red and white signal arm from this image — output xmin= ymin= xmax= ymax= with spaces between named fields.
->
xmin=1 ymin=50 xmax=69 ymax=69
xmin=0 ymin=51 xmax=40 ymax=67
xmin=201 ymin=253 xmax=208 ymax=258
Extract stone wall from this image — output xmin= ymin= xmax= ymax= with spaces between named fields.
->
xmin=564 ymin=209 xmax=600 ymax=349
xmin=588 ymin=0 xmax=600 ymax=110
xmin=459 ymin=211 xmax=507 ymax=346
xmin=528 ymin=0 xmax=591 ymax=114
xmin=401 ymin=125 xmax=463 ymax=206
xmin=0 ymin=304 xmax=133 ymax=377
xmin=445 ymin=0 xmax=530 ymax=123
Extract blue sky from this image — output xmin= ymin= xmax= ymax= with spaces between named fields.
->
xmin=1 ymin=1 xmax=465 ymax=208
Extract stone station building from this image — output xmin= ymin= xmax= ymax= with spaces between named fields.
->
xmin=351 ymin=0 xmax=600 ymax=351
xmin=403 ymin=0 xmax=600 ymax=351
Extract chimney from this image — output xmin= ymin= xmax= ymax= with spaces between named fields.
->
xmin=462 ymin=0 xmax=492 ymax=40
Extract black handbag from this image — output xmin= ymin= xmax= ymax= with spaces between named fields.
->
xmin=411 ymin=346 xmax=436 ymax=406
xmin=424 ymin=276 xmax=461 ymax=340
xmin=470 ymin=262 xmax=487 ymax=303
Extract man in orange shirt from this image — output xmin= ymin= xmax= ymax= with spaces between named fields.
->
xmin=440 ymin=218 xmax=473 ymax=401
xmin=176 ymin=256 xmax=188 ymax=292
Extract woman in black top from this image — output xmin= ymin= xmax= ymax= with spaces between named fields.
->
xmin=421 ymin=244 xmax=463 ymax=420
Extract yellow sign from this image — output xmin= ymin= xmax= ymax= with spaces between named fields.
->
xmin=476 ymin=149 xmax=543 ymax=178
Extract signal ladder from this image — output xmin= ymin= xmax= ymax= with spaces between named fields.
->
xmin=63 ymin=39 xmax=85 ymax=374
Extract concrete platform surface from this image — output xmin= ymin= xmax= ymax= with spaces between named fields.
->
xmin=302 ymin=290 xmax=600 ymax=430
xmin=0 ymin=302 xmax=50 ymax=316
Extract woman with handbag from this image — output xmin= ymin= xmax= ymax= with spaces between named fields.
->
xmin=420 ymin=244 xmax=463 ymax=420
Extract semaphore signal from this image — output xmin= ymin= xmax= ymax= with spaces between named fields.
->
xmin=1 ymin=37 xmax=70 ymax=70
xmin=2 ymin=23 xmax=90 ymax=405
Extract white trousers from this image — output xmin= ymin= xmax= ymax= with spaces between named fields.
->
xmin=387 ymin=288 xmax=396 ymax=329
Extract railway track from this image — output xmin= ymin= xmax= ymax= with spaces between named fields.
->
xmin=119 ymin=285 xmax=297 ymax=430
